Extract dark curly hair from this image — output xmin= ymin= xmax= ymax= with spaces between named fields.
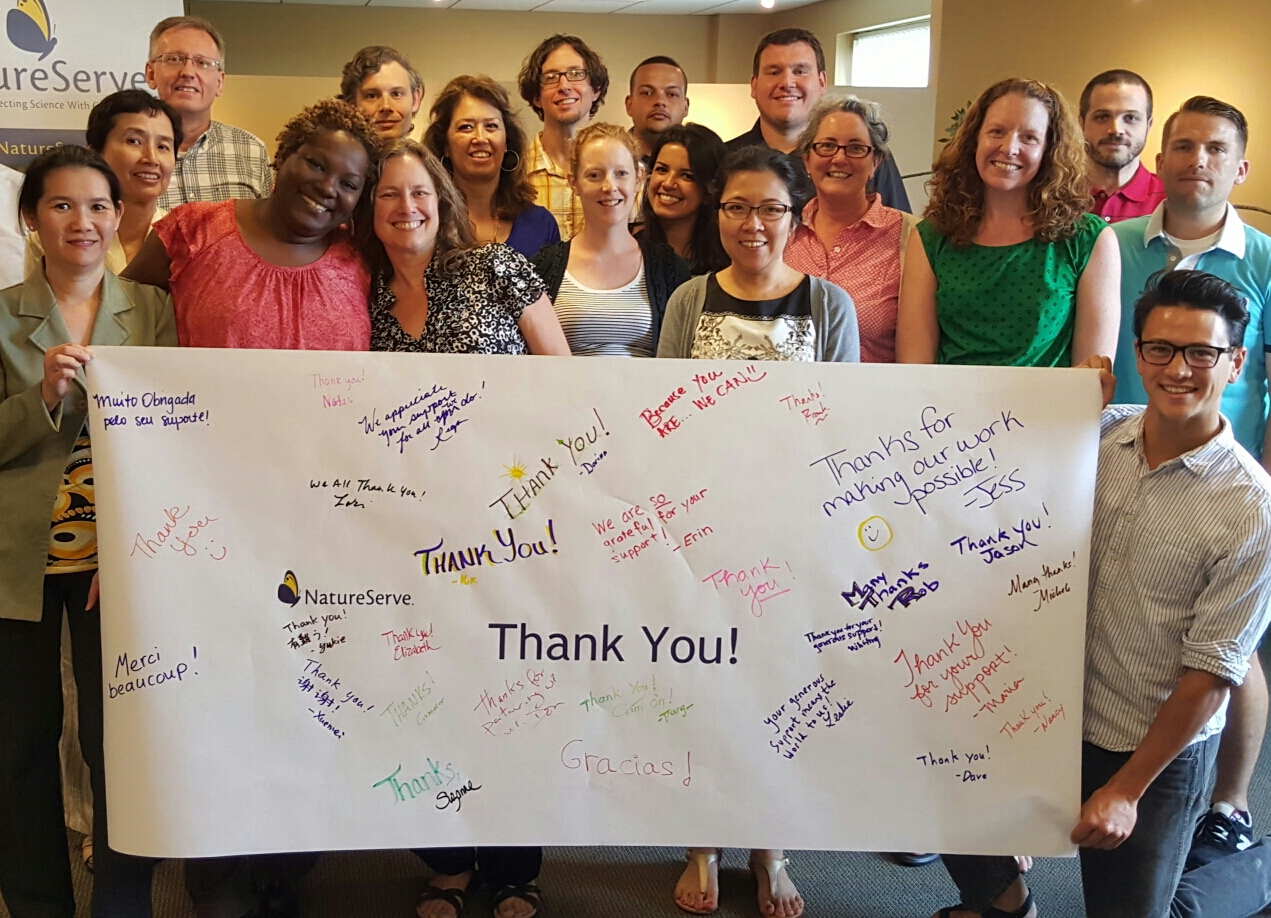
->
xmin=924 ymin=78 xmax=1091 ymax=248
xmin=423 ymin=74 xmax=536 ymax=222
xmin=517 ymin=34 xmax=609 ymax=121
xmin=640 ymin=123 xmax=729 ymax=275
xmin=273 ymin=100 xmax=383 ymax=233
xmin=355 ymin=139 xmax=478 ymax=282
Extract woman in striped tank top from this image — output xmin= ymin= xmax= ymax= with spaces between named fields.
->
xmin=531 ymin=122 xmax=690 ymax=356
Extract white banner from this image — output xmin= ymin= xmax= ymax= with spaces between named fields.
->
xmin=0 ymin=0 xmax=181 ymax=166
xmin=86 ymin=347 xmax=1098 ymax=859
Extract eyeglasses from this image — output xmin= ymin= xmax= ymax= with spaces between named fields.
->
xmin=539 ymin=68 xmax=589 ymax=86
xmin=1137 ymin=339 xmax=1236 ymax=368
xmin=809 ymin=141 xmax=874 ymax=159
xmin=719 ymin=202 xmax=794 ymax=222
xmin=150 ymin=52 xmax=222 ymax=72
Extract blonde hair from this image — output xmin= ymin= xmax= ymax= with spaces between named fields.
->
xmin=568 ymin=122 xmax=644 ymax=179
xmin=925 ymin=78 xmax=1091 ymax=247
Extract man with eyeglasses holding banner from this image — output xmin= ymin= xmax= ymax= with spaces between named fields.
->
xmin=517 ymin=34 xmax=610 ymax=239
xmin=1111 ymin=95 xmax=1271 ymax=885
xmin=147 ymin=16 xmax=272 ymax=208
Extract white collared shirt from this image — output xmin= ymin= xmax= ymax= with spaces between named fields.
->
xmin=1143 ymin=201 xmax=1247 ymax=270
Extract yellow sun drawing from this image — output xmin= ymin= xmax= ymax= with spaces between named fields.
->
xmin=501 ymin=461 xmax=528 ymax=481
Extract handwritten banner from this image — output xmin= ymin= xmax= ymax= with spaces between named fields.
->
xmin=86 ymin=348 xmax=1099 ymax=858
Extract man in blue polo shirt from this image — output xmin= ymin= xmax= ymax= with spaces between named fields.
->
xmin=1113 ymin=94 xmax=1271 ymax=874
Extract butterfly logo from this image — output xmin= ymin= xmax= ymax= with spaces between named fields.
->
xmin=6 ymin=0 xmax=55 ymax=61
xmin=278 ymin=570 xmax=300 ymax=607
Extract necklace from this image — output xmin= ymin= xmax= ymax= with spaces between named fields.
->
xmin=484 ymin=217 xmax=504 ymax=245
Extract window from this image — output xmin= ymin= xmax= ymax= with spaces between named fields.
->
xmin=848 ymin=17 xmax=930 ymax=88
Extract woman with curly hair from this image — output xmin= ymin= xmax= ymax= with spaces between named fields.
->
xmin=125 ymin=99 xmax=382 ymax=350
xmin=423 ymin=74 xmax=560 ymax=258
xmin=124 ymin=98 xmax=383 ymax=917
xmin=359 ymin=138 xmax=568 ymax=359
xmin=896 ymin=78 xmax=1120 ymax=369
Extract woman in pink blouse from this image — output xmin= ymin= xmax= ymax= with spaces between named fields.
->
xmin=784 ymin=95 xmax=917 ymax=363
xmin=125 ymin=99 xmax=382 ymax=350
xmin=122 ymin=98 xmax=382 ymax=918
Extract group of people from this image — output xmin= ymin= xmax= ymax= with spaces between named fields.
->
xmin=1 ymin=10 xmax=1271 ymax=918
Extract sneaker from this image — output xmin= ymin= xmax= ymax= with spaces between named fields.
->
xmin=882 ymin=852 xmax=941 ymax=867
xmin=1186 ymin=803 xmax=1253 ymax=870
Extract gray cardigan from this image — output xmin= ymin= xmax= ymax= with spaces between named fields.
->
xmin=656 ymin=274 xmax=861 ymax=362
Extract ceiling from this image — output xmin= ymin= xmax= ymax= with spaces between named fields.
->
xmin=203 ymin=0 xmax=821 ymax=15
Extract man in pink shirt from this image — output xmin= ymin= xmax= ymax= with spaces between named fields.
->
xmin=1081 ymin=70 xmax=1166 ymax=223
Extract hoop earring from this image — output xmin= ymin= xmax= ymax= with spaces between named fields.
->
xmin=501 ymin=150 xmax=521 ymax=173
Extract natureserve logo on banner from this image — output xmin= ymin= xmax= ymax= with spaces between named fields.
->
xmin=0 ymin=0 xmax=181 ymax=167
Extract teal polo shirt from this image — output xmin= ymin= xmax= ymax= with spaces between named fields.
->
xmin=1113 ymin=204 xmax=1271 ymax=458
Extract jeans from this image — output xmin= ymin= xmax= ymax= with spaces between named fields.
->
xmin=0 ymin=571 xmax=158 ymax=918
xmin=943 ymin=737 xmax=1271 ymax=918
xmin=413 ymin=847 xmax=542 ymax=887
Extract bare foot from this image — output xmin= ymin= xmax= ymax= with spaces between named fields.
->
xmin=674 ymin=848 xmax=719 ymax=914
xmin=494 ymin=893 xmax=537 ymax=918
xmin=750 ymin=849 xmax=803 ymax=918
xmin=417 ymin=871 xmax=472 ymax=918
xmin=1016 ymin=855 xmax=1033 ymax=873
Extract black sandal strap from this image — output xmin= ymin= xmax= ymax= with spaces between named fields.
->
xmin=418 ymin=885 xmax=466 ymax=916
xmin=492 ymin=882 xmax=543 ymax=915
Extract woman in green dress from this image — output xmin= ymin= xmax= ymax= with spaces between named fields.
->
xmin=897 ymin=77 xmax=1120 ymax=368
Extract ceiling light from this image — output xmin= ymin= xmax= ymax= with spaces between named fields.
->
xmin=761 ymin=0 xmax=775 ymax=8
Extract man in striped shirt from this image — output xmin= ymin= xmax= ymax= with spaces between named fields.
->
xmin=939 ymin=270 xmax=1271 ymax=918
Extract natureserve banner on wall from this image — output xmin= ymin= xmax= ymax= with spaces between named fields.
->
xmin=86 ymin=347 xmax=1099 ymax=859
xmin=0 ymin=0 xmax=181 ymax=167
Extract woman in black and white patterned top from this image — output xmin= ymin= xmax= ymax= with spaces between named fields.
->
xmin=357 ymin=138 xmax=570 ymax=359
xmin=355 ymin=138 xmax=567 ymax=918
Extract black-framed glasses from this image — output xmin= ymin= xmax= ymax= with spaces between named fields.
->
xmin=809 ymin=141 xmax=874 ymax=159
xmin=150 ymin=52 xmax=222 ymax=72
xmin=539 ymin=68 xmax=589 ymax=86
xmin=1137 ymin=339 xmax=1236 ymax=368
xmin=719 ymin=202 xmax=794 ymax=222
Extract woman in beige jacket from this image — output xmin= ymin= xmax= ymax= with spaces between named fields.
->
xmin=0 ymin=145 xmax=175 ymax=918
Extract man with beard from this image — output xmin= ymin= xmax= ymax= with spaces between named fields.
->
xmin=1081 ymin=70 xmax=1166 ymax=223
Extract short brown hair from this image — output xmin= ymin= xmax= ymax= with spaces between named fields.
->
xmin=1161 ymin=95 xmax=1249 ymax=154
xmin=753 ymin=28 xmax=825 ymax=78
xmin=925 ymin=78 xmax=1091 ymax=247
xmin=338 ymin=46 xmax=423 ymax=104
xmin=424 ymin=75 xmax=537 ymax=222
xmin=149 ymin=16 xmax=224 ymax=62
xmin=1079 ymin=69 xmax=1153 ymax=120
xmin=355 ymin=139 xmax=478 ymax=280
xmin=568 ymin=121 xmax=643 ymax=180
xmin=517 ymin=34 xmax=609 ymax=121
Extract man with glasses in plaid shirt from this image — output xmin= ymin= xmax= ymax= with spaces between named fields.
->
xmin=146 ymin=16 xmax=272 ymax=208
xmin=517 ymin=34 xmax=610 ymax=240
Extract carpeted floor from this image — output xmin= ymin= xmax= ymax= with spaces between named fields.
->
xmin=7 ymin=658 xmax=1271 ymax=917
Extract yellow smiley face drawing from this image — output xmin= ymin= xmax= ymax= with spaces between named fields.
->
xmin=857 ymin=516 xmax=893 ymax=551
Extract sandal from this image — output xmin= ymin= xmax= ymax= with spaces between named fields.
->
xmin=491 ymin=882 xmax=542 ymax=918
xmin=417 ymin=884 xmax=466 ymax=918
xmin=81 ymin=835 xmax=94 ymax=873
xmin=937 ymin=891 xmax=1035 ymax=918
xmin=749 ymin=854 xmax=803 ymax=918
xmin=675 ymin=849 xmax=720 ymax=915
